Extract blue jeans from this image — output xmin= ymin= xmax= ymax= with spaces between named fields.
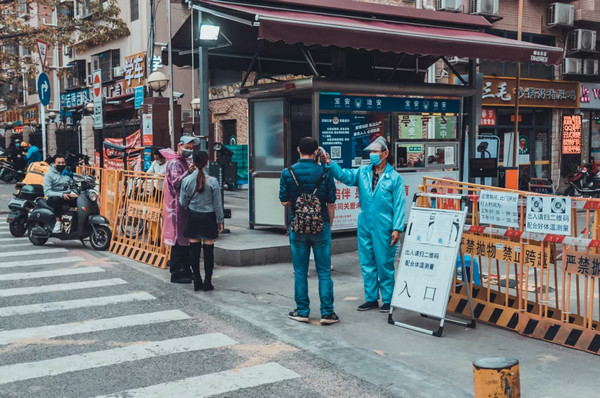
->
xmin=289 ymin=223 xmax=334 ymax=317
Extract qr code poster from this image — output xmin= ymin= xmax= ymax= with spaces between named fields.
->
xmin=525 ymin=195 xmax=571 ymax=235
xmin=330 ymin=146 xmax=342 ymax=159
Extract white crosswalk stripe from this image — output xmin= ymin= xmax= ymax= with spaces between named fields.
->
xmin=0 ymin=292 xmax=155 ymax=317
xmin=0 ymin=256 xmax=85 ymax=269
xmin=0 ymin=237 xmax=28 ymax=242
xmin=94 ymin=362 xmax=301 ymax=398
xmin=0 ymin=248 xmax=68 ymax=258
xmin=0 ymin=266 xmax=104 ymax=281
xmin=0 ymin=278 xmax=128 ymax=297
xmin=0 ymin=310 xmax=190 ymax=345
xmin=0 ymin=333 xmax=238 ymax=385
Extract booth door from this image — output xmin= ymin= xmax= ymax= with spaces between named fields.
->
xmin=249 ymin=98 xmax=287 ymax=228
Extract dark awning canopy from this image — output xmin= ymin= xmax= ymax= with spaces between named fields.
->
xmin=183 ymin=0 xmax=562 ymax=65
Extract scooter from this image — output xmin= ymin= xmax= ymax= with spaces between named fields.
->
xmin=6 ymin=182 xmax=44 ymax=237
xmin=564 ymin=164 xmax=600 ymax=197
xmin=27 ymin=174 xmax=112 ymax=250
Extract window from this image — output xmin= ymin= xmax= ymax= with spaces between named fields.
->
xmin=91 ymin=49 xmax=120 ymax=83
xmin=66 ymin=60 xmax=86 ymax=88
xmin=130 ymin=0 xmax=139 ymax=22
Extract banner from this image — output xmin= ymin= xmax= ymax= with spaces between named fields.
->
xmin=103 ymin=130 xmax=142 ymax=171
xmin=331 ymin=181 xmax=360 ymax=231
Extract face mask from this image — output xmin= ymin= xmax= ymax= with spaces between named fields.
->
xmin=55 ymin=165 xmax=66 ymax=173
xmin=369 ymin=153 xmax=382 ymax=166
xmin=181 ymin=149 xmax=194 ymax=159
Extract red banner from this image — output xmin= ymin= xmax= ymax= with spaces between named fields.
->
xmin=102 ymin=130 xmax=143 ymax=171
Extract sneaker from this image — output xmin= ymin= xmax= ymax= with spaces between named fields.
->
xmin=52 ymin=222 xmax=62 ymax=234
xmin=357 ymin=301 xmax=379 ymax=311
xmin=380 ymin=303 xmax=391 ymax=313
xmin=288 ymin=310 xmax=310 ymax=323
xmin=320 ymin=313 xmax=340 ymax=325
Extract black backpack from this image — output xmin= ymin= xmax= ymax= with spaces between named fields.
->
xmin=288 ymin=166 xmax=328 ymax=234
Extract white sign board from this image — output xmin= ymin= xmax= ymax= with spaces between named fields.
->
xmin=92 ymin=70 xmax=103 ymax=129
xmin=526 ymin=195 xmax=571 ymax=235
xmin=331 ymin=180 xmax=359 ymax=231
xmin=478 ymin=190 xmax=519 ymax=228
xmin=36 ymin=39 xmax=48 ymax=69
xmin=391 ymin=207 xmax=467 ymax=318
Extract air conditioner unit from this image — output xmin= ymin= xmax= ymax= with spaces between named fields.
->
xmin=113 ymin=66 xmax=123 ymax=78
xmin=437 ymin=0 xmax=461 ymax=12
xmin=562 ymin=58 xmax=582 ymax=74
xmin=570 ymin=29 xmax=597 ymax=52
xmin=471 ymin=0 xmax=499 ymax=16
xmin=547 ymin=3 xmax=574 ymax=27
xmin=583 ymin=59 xmax=599 ymax=75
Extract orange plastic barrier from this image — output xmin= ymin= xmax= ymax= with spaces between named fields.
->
xmin=420 ymin=177 xmax=600 ymax=355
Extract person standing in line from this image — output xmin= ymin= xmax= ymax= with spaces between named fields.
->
xmin=180 ymin=151 xmax=224 ymax=291
xmin=280 ymin=136 xmax=339 ymax=325
xmin=321 ymin=136 xmax=405 ymax=313
xmin=161 ymin=136 xmax=198 ymax=284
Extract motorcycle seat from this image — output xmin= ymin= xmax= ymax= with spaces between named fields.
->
xmin=35 ymin=198 xmax=54 ymax=211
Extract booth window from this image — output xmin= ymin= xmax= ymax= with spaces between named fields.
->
xmin=398 ymin=114 xmax=457 ymax=140
xmin=252 ymin=99 xmax=285 ymax=172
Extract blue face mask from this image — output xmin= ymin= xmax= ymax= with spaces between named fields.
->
xmin=369 ymin=153 xmax=382 ymax=166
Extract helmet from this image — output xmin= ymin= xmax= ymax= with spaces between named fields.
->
xmin=20 ymin=142 xmax=29 ymax=148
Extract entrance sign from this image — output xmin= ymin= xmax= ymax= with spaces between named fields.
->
xmin=525 ymin=195 xmax=571 ymax=235
xmin=36 ymin=39 xmax=49 ymax=69
xmin=37 ymin=73 xmax=51 ymax=106
xmin=392 ymin=206 xmax=466 ymax=317
xmin=478 ymin=190 xmax=519 ymax=228
xmin=92 ymin=70 xmax=103 ymax=129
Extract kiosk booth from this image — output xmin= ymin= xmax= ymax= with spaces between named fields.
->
xmin=239 ymin=78 xmax=471 ymax=230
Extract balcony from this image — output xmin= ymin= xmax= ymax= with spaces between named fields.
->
xmin=573 ymin=0 xmax=600 ymax=26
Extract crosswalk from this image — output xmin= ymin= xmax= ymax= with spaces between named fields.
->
xmin=0 ymin=223 xmax=301 ymax=397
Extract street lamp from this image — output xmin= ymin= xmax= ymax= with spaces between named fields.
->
xmin=147 ymin=71 xmax=169 ymax=97
xmin=199 ymin=24 xmax=220 ymax=41
xmin=48 ymin=111 xmax=57 ymax=122
xmin=85 ymin=102 xmax=94 ymax=113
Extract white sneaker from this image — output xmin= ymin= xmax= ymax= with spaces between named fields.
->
xmin=52 ymin=222 xmax=62 ymax=233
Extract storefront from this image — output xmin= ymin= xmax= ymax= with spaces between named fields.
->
xmin=579 ymin=83 xmax=600 ymax=162
xmin=478 ymin=76 xmax=579 ymax=189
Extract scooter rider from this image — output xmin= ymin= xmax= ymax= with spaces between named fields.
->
xmin=43 ymin=154 xmax=75 ymax=233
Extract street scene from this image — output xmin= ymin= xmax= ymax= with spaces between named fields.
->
xmin=2 ymin=0 xmax=600 ymax=397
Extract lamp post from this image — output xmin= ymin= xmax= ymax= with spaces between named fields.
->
xmin=191 ymin=97 xmax=201 ymax=136
xmin=198 ymin=20 xmax=220 ymax=152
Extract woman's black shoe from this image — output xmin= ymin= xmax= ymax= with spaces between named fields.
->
xmin=203 ymin=281 xmax=214 ymax=291
xmin=193 ymin=277 xmax=203 ymax=291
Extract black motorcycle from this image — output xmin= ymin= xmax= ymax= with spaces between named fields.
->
xmin=27 ymin=174 xmax=112 ymax=251
xmin=0 ymin=159 xmax=26 ymax=183
xmin=6 ymin=183 xmax=44 ymax=237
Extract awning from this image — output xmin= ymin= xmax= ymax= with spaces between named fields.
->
xmin=195 ymin=0 xmax=563 ymax=66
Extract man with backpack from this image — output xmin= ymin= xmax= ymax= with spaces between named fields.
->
xmin=279 ymin=137 xmax=339 ymax=325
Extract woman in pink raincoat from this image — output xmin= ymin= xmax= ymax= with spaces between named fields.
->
xmin=161 ymin=136 xmax=199 ymax=283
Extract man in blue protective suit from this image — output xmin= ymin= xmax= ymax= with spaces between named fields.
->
xmin=321 ymin=136 xmax=405 ymax=313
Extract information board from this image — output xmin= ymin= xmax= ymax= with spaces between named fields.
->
xmin=478 ymin=190 xmax=519 ymax=228
xmin=331 ymin=180 xmax=359 ymax=231
xmin=391 ymin=206 xmax=467 ymax=318
xmin=525 ymin=195 xmax=571 ymax=235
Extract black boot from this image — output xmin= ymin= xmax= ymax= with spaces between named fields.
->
xmin=203 ymin=244 xmax=215 ymax=291
xmin=189 ymin=242 xmax=203 ymax=291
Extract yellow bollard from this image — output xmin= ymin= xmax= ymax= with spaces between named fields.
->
xmin=473 ymin=357 xmax=520 ymax=398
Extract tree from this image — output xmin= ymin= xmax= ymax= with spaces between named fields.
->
xmin=0 ymin=0 xmax=129 ymax=107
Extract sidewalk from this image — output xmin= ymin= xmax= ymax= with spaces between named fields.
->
xmin=216 ymin=189 xmax=357 ymax=266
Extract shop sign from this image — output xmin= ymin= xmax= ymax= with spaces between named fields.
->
xmin=14 ymin=126 xmax=24 ymax=133
xmin=22 ymin=106 xmax=38 ymax=125
xmin=562 ymin=114 xmax=582 ymax=155
xmin=124 ymin=52 xmax=146 ymax=92
xmin=103 ymin=80 xmax=125 ymax=99
xmin=60 ymin=88 xmax=90 ymax=116
xmin=580 ymin=83 xmax=600 ymax=110
xmin=1 ymin=110 xmax=21 ymax=125
xmin=564 ymin=250 xmax=600 ymax=277
xmin=480 ymin=109 xmax=496 ymax=126
xmin=320 ymin=93 xmax=460 ymax=114
xmin=482 ymin=76 xmax=579 ymax=108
